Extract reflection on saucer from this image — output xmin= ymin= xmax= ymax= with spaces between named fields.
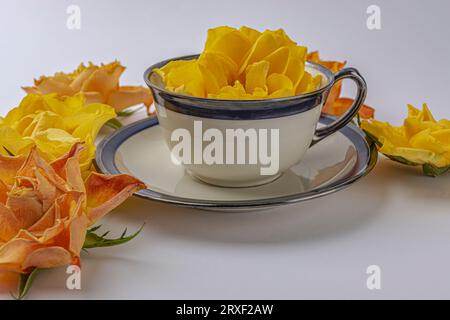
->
xmin=174 ymin=169 xmax=307 ymax=201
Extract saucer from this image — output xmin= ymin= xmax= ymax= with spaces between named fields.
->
xmin=95 ymin=116 xmax=377 ymax=212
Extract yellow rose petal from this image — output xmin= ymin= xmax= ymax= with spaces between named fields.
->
xmin=239 ymin=26 xmax=262 ymax=45
xmin=204 ymin=29 xmax=252 ymax=67
xmin=285 ymin=45 xmax=307 ymax=89
xmin=239 ymin=31 xmax=280 ymax=74
xmin=204 ymin=26 xmax=236 ymax=50
xmin=267 ymin=73 xmax=293 ymax=94
xmin=263 ymin=46 xmax=290 ymax=74
xmin=245 ymin=61 xmax=269 ymax=94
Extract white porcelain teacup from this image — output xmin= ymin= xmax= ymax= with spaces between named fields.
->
xmin=144 ymin=55 xmax=367 ymax=187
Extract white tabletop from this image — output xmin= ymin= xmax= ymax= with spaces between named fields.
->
xmin=1 ymin=0 xmax=449 ymax=299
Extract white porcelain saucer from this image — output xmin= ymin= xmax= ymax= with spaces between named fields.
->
xmin=95 ymin=116 xmax=377 ymax=212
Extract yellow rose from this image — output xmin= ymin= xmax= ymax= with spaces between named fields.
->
xmin=361 ymin=104 xmax=450 ymax=176
xmin=154 ymin=26 xmax=322 ymax=99
xmin=0 ymin=93 xmax=115 ymax=174
xmin=0 ymin=143 xmax=145 ymax=292
xmin=23 ymin=61 xmax=153 ymax=113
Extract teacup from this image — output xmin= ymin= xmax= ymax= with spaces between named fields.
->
xmin=144 ymin=54 xmax=367 ymax=187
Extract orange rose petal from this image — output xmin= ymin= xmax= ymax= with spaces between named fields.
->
xmin=23 ymin=62 xmax=148 ymax=112
xmin=327 ymin=97 xmax=375 ymax=119
xmin=0 ymin=153 xmax=26 ymax=187
xmin=0 ymin=238 xmax=36 ymax=272
xmin=0 ymin=180 xmax=8 ymax=204
xmin=21 ymin=86 xmax=40 ymax=94
xmin=6 ymin=189 xmax=43 ymax=229
xmin=14 ymin=229 xmax=39 ymax=241
xmin=359 ymin=105 xmax=376 ymax=119
xmin=28 ymin=205 xmax=55 ymax=235
xmin=54 ymin=191 xmax=83 ymax=221
xmin=34 ymin=169 xmax=58 ymax=212
xmin=70 ymin=67 xmax=96 ymax=92
xmin=69 ymin=215 xmax=89 ymax=255
xmin=307 ymin=51 xmax=346 ymax=110
xmin=85 ymin=172 xmax=146 ymax=223
xmin=0 ymin=204 xmax=21 ymax=243
xmin=307 ymin=51 xmax=346 ymax=73
xmin=51 ymin=142 xmax=86 ymax=192
xmin=22 ymin=246 xmax=72 ymax=270
xmin=106 ymin=86 xmax=153 ymax=112
xmin=0 ymin=271 xmax=20 ymax=293
xmin=323 ymin=81 xmax=343 ymax=109
xmin=19 ymin=147 xmax=69 ymax=193
xmin=82 ymin=91 xmax=104 ymax=105
xmin=40 ymin=220 xmax=66 ymax=244
xmin=307 ymin=51 xmax=375 ymax=119
xmin=35 ymin=78 xmax=77 ymax=96
xmin=81 ymin=62 xmax=125 ymax=99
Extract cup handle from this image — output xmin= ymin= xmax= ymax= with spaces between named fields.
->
xmin=310 ymin=67 xmax=367 ymax=147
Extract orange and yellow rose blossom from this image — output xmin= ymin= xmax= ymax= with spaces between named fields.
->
xmin=0 ymin=143 xmax=145 ymax=292
xmin=23 ymin=61 xmax=153 ymax=113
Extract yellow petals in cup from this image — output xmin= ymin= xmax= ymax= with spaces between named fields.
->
xmin=154 ymin=26 xmax=322 ymax=100
xmin=245 ymin=61 xmax=269 ymax=94
xmin=361 ymin=104 xmax=450 ymax=176
xmin=267 ymin=73 xmax=294 ymax=98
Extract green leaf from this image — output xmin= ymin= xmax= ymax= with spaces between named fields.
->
xmin=356 ymin=113 xmax=361 ymax=126
xmin=106 ymin=118 xmax=123 ymax=130
xmin=83 ymin=224 xmax=145 ymax=249
xmin=117 ymin=106 xmax=143 ymax=117
xmin=422 ymin=163 xmax=450 ymax=177
xmin=12 ymin=268 xmax=40 ymax=300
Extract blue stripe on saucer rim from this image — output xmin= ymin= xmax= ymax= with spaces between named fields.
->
xmin=95 ymin=116 xmax=377 ymax=210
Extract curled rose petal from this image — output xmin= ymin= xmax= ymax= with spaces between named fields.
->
xmin=85 ymin=173 xmax=146 ymax=223
xmin=107 ymin=86 xmax=153 ymax=112
xmin=22 ymin=246 xmax=72 ymax=270
xmin=324 ymin=97 xmax=375 ymax=119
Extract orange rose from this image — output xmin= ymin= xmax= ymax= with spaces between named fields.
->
xmin=23 ymin=61 xmax=153 ymax=113
xmin=0 ymin=143 xmax=145 ymax=291
xmin=307 ymin=51 xmax=375 ymax=119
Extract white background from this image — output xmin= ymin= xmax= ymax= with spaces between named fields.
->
xmin=1 ymin=0 xmax=450 ymax=299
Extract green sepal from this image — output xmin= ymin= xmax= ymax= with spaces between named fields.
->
xmin=106 ymin=118 xmax=123 ymax=130
xmin=422 ymin=163 xmax=450 ymax=177
xmin=384 ymin=154 xmax=419 ymax=166
xmin=117 ymin=106 xmax=143 ymax=117
xmin=83 ymin=224 xmax=145 ymax=249
xmin=12 ymin=268 xmax=40 ymax=300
